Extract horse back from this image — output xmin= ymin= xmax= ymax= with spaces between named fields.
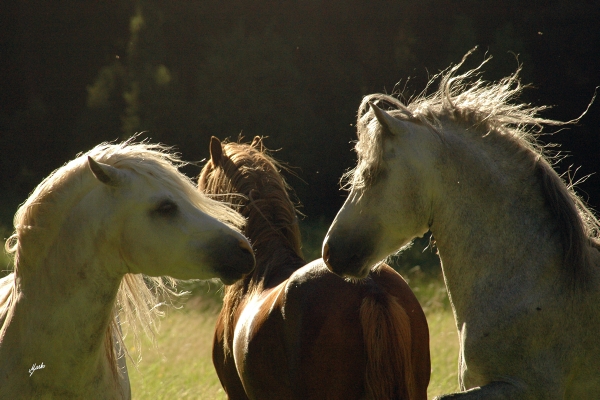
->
xmin=282 ymin=260 xmax=368 ymax=399
xmin=225 ymin=261 xmax=366 ymax=399
xmin=220 ymin=260 xmax=430 ymax=399
xmin=282 ymin=260 xmax=429 ymax=399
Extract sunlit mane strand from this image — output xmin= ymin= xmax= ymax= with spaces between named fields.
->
xmin=347 ymin=51 xmax=565 ymax=191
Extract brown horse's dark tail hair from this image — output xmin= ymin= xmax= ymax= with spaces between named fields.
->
xmin=360 ymin=291 xmax=416 ymax=400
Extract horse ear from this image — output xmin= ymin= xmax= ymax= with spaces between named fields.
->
xmin=88 ymin=157 xmax=124 ymax=187
xmin=369 ymin=102 xmax=407 ymax=136
xmin=210 ymin=136 xmax=223 ymax=168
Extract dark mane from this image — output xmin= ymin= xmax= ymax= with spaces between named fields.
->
xmin=198 ymin=137 xmax=304 ymax=352
xmin=351 ymin=51 xmax=599 ymax=286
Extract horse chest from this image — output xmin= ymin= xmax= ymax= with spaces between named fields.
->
xmin=233 ymin=294 xmax=281 ymax=376
xmin=233 ymin=297 xmax=265 ymax=369
xmin=455 ymin=292 xmax=595 ymax=394
xmin=232 ymin=288 xmax=294 ymax=399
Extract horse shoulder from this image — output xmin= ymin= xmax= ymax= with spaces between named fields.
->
xmin=212 ymin=304 xmax=249 ymax=400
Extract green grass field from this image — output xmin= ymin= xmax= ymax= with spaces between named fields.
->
xmin=124 ymin=274 xmax=460 ymax=399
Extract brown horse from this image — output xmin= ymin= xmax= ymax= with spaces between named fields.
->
xmin=199 ymin=136 xmax=430 ymax=400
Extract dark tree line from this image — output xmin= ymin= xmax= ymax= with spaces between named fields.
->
xmin=1 ymin=0 xmax=599 ymax=228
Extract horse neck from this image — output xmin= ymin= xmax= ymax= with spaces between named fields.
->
xmin=253 ymin=244 xmax=304 ymax=288
xmin=429 ymin=128 xmax=567 ymax=316
xmin=244 ymin=204 xmax=305 ymax=290
xmin=0 ymin=212 xmax=123 ymax=395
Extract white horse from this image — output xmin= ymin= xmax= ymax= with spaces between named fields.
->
xmin=0 ymin=140 xmax=255 ymax=399
xmin=323 ymin=53 xmax=600 ymax=399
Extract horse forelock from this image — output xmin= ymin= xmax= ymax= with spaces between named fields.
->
xmin=350 ymin=50 xmax=599 ymax=285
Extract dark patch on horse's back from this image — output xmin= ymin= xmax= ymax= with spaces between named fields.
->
xmin=77 ymin=266 xmax=87 ymax=281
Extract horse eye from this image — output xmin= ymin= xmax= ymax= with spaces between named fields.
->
xmin=152 ymin=199 xmax=179 ymax=217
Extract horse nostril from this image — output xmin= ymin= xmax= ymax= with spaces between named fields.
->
xmin=239 ymin=239 xmax=253 ymax=255
xmin=323 ymin=242 xmax=330 ymax=263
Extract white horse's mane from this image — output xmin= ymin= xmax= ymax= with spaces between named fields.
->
xmin=2 ymin=138 xmax=245 ymax=374
xmin=348 ymin=50 xmax=599 ymax=284
xmin=349 ymin=51 xmax=562 ymax=190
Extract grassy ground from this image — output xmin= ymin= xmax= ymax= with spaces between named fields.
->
xmin=125 ymin=274 xmax=460 ymax=399
xmin=124 ymin=293 xmax=229 ymax=399
xmin=407 ymin=272 xmax=461 ymax=397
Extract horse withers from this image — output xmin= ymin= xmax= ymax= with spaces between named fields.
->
xmin=0 ymin=139 xmax=254 ymax=399
xmin=200 ymin=136 xmax=430 ymax=400
xmin=323 ymin=52 xmax=600 ymax=399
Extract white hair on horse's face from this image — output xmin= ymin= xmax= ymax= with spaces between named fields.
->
xmin=84 ymin=139 xmax=246 ymax=230
xmin=8 ymin=139 xmax=245 ymax=266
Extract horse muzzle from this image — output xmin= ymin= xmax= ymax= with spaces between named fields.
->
xmin=206 ymin=234 xmax=256 ymax=284
xmin=322 ymin=232 xmax=376 ymax=279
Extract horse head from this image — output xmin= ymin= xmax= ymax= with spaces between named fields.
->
xmin=323 ymin=102 xmax=439 ymax=278
xmin=85 ymin=151 xmax=255 ymax=284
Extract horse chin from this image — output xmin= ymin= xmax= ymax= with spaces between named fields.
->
xmin=342 ymin=263 xmax=372 ymax=280
xmin=195 ymin=234 xmax=255 ymax=280
xmin=215 ymin=265 xmax=253 ymax=285
xmin=220 ymin=275 xmax=243 ymax=285
xmin=322 ymin=227 xmax=381 ymax=279
xmin=323 ymin=249 xmax=375 ymax=279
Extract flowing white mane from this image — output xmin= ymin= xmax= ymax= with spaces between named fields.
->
xmin=349 ymin=52 xmax=564 ymax=191
xmin=2 ymin=138 xmax=246 ymax=373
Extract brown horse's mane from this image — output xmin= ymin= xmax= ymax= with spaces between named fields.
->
xmin=349 ymin=50 xmax=599 ymax=286
xmin=199 ymin=137 xmax=304 ymax=352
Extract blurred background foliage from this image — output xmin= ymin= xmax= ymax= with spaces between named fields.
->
xmin=1 ymin=0 xmax=599 ymax=275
